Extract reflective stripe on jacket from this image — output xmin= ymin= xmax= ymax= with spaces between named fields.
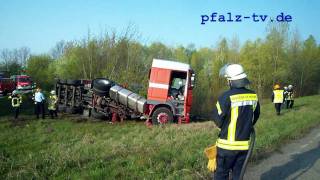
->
xmin=273 ymin=90 xmax=284 ymax=103
xmin=9 ymin=96 xmax=22 ymax=107
xmin=287 ymin=91 xmax=294 ymax=100
xmin=213 ymin=88 xmax=260 ymax=151
xmin=48 ymin=95 xmax=57 ymax=110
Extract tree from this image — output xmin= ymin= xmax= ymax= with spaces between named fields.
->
xmin=26 ymin=55 xmax=54 ymax=90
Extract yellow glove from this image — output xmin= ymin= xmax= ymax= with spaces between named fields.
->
xmin=204 ymin=145 xmax=217 ymax=172
xmin=207 ymin=159 xmax=217 ymax=172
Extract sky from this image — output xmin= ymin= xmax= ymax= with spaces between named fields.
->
xmin=0 ymin=0 xmax=319 ymax=54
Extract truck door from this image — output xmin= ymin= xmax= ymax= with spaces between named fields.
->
xmin=147 ymin=67 xmax=171 ymax=102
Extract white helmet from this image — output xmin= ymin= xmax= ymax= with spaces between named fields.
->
xmin=288 ymin=85 xmax=293 ymax=90
xmin=50 ymin=90 xmax=56 ymax=95
xmin=220 ymin=64 xmax=247 ymax=80
xmin=284 ymin=86 xmax=288 ymax=90
xmin=219 ymin=64 xmax=249 ymax=88
xmin=12 ymin=90 xmax=17 ymax=95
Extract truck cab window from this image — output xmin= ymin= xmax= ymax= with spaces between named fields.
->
xmin=169 ymin=71 xmax=187 ymax=100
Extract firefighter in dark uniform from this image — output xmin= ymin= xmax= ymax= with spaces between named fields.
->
xmin=286 ymin=85 xmax=294 ymax=108
xmin=213 ymin=64 xmax=260 ymax=180
xmin=271 ymin=84 xmax=284 ymax=115
xmin=8 ymin=90 xmax=22 ymax=119
xmin=48 ymin=90 xmax=58 ymax=119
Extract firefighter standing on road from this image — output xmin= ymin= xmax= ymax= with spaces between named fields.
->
xmin=271 ymin=84 xmax=285 ymax=115
xmin=34 ymin=87 xmax=46 ymax=119
xmin=8 ymin=90 xmax=22 ymax=119
xmin=212 ymin=64 xmax=260 ymax=180
xmin=48 ymin=90 xmax=58 ymax=119
xmin=286 ymin=85 xmax=294 ymax=109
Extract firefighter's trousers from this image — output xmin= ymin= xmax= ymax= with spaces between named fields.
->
xmin=214 ymin=148 xmax=248 ymax=180
xmin=274 ymin=103 xmax=282 ymax=115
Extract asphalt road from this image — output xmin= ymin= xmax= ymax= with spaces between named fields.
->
xmin=245 ymin=126 xmax=320 ymax=180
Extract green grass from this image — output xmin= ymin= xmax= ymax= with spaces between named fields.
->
xmin=0 ymin=95 xmax=319 ymax=179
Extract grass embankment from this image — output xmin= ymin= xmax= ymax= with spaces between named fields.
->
xmin=0 ymin=95 xmax=319 ymax=179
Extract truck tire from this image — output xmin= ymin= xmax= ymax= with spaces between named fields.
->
xmin=67 ymin=79 xmax=81 ymax=86
xmin=92 ymin=78 xmax=114 ymax=92
xmin=152 ymin=107 xmax=174 ymax=125
xmin=91 ymin=108 xmax=107 ymax=120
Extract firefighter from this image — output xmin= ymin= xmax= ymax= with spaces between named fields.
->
xmin=283 ymin=86 xmax=289 ymax=109
xmin=8 ymin=90 xmax=22 ymax=119
xmin=48 ymin=90 xmax=58 ymax=119
xmin=212 ymin=64 xmax=260 ymax=180
xmin=271 ymin=84 xmax=284 ymax=115
xmin=34 ymin=87 xmax=46 ymax=119
xmin=287 ymin=85 xmax=294 ymax=109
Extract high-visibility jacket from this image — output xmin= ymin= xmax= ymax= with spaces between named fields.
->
xmin=213 ymin=87 xmax=260 ymax=151
xmin=48 ymin=95 xmax=58 ymax=110
xmin=273 ymin=90 xmax=284 ymax=103
xmin=9 ymin=95 xmax=22 ymax=107
xmin=287 ymin=91 xmax=294 ymax=100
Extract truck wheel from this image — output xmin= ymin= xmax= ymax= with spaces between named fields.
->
xmin=93 ymin=78 xmax=114 ymax=92
xmin=91 ymin=109 xmax=107 ymax=120
xmin=152 ymin=107 xmax=173 ymax=125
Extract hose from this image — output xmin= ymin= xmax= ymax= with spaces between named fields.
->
xmin=239 ymin=128 xmax=256 ymax=180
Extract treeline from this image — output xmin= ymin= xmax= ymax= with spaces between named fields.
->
xmin=1 ymin=23 xmax=319 ymax=117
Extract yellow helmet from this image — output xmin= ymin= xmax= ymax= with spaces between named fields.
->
xmin=274 ymin=84 xmax=280 ymax=90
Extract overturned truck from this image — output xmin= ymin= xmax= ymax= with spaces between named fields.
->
xmin=56 ymin=59 xmax=195 ymax=125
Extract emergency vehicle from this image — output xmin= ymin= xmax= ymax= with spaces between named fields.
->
xmin=10 ymin=75 xmax=35 ymax=93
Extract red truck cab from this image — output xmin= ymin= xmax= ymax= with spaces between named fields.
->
xmin=147 ymin=59 xmax=195 ymax=124
xmin=10 ymin=75 xmax=34 ymax=93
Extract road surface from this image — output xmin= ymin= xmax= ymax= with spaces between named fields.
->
xmin=245 ymin=126 xmax=320 ymax=180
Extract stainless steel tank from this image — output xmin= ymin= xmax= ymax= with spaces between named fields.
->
xmin=109 ymin=85 xmax=146 ymax=113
